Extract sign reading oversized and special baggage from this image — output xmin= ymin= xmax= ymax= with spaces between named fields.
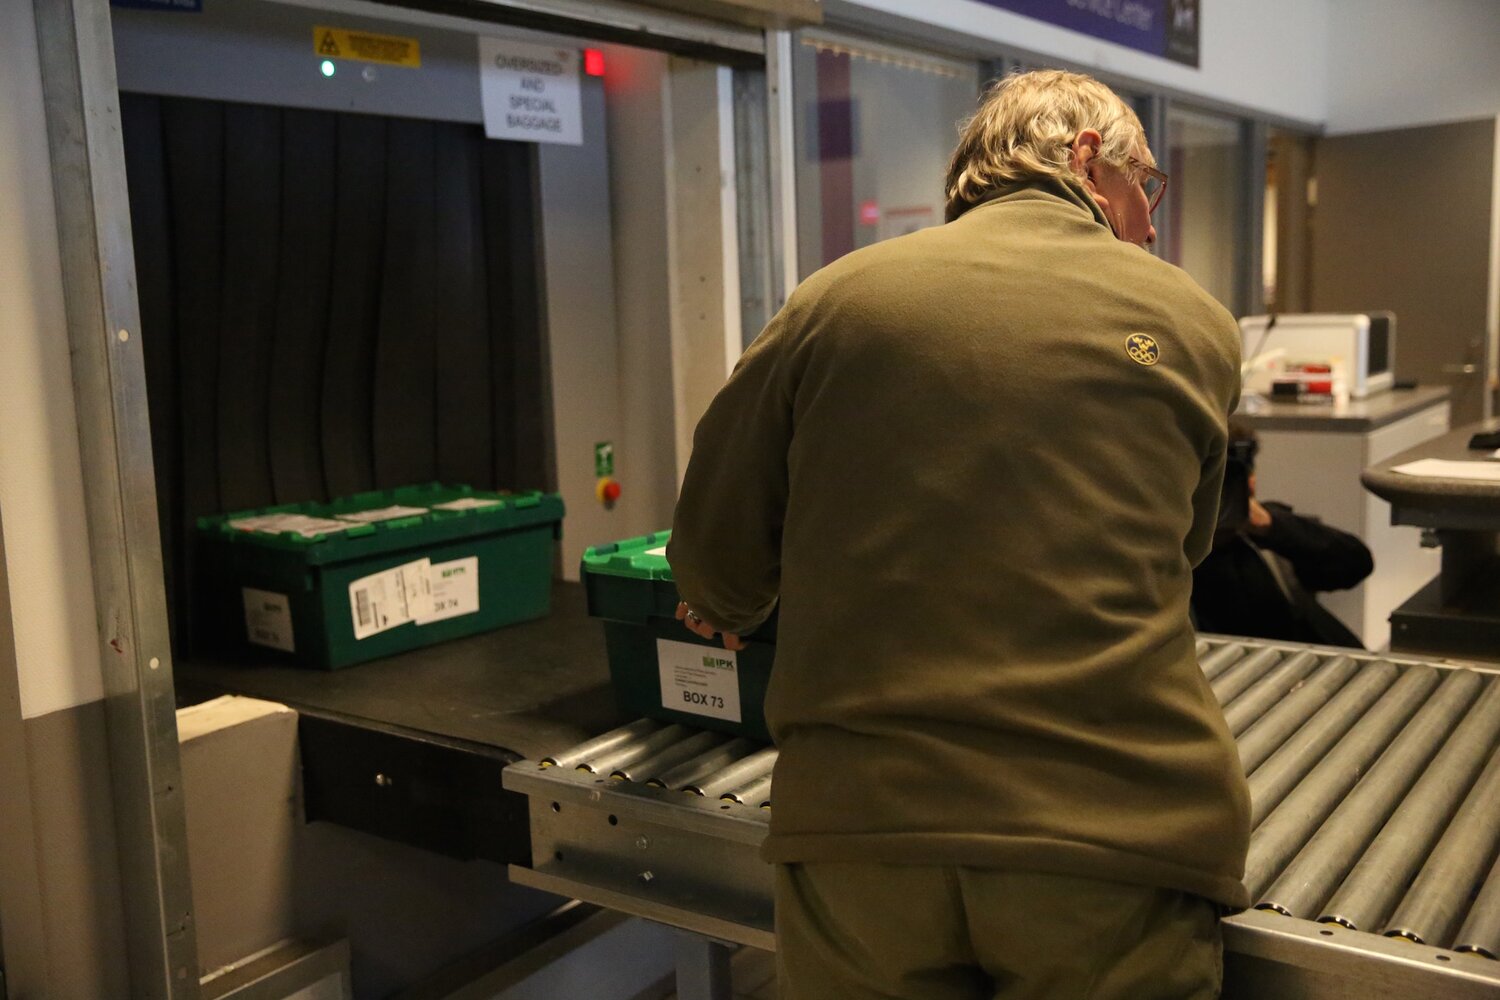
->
xmin=479 ymin=37 xmax=584 ymax=146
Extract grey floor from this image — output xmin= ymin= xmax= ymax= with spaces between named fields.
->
xmin=662 ymin=946 xmax=777 ymax=1000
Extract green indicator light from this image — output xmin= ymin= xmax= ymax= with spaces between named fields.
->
xmin=320 ymin=60 xmax=336 ymax=77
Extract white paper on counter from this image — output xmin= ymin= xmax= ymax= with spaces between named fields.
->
xmin=1391 ymin=459 xmax=1500 ymax=482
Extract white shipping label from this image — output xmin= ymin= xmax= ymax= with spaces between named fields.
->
xmin=242 ymin=588 xmax=295 ymax=652
xmin=416 ymin=557 xmax=480 ymax=625
xmin=657 ymin=639 xmax=742 ymax=723
xmin=432 ymin=497 xmax=503 ymax=511
xmin=645 ymin=546 xmax=668 ymax=557
xmin=349 ymin=559 xmax=434 ymax=640
xmin=336 ymin=505 xmax=428 ymax=523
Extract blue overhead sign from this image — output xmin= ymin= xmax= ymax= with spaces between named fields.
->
xmin=111 ymin=0 xmax=203 ymax=11
xmin=974 ymin=0 xmax=1200 ymax=67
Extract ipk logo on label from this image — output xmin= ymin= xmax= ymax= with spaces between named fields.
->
xmin=701 ymin=655 xmax=734 ymax=670
xmin=441 ymin=565 xmax=466 ymax=579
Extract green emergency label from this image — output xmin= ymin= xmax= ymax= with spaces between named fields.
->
xmin=595 ymin=441 xmax=615 ymax=477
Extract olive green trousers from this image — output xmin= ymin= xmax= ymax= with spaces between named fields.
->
xmin=774 ymin=863 xmax=1223 ymax=1000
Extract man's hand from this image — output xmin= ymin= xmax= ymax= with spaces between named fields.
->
xmin=676 ymin=601 xmax=745 ymax=651
xmin=1248 ymin=498 xmax=1274 ymax=533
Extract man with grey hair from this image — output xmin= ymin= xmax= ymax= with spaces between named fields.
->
xmin=669 ymin=69 xmax=1246 ymax=998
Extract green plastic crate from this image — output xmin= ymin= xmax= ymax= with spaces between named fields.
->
xmin=582 ymin=531 xmax=776 ymax=742
xmin=197 ymin=484 xmax=564 ymax=669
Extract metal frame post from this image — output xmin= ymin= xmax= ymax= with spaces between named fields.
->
xmin=0 ymin=503 xmax=48 ymax=997
xmin=1242 ymin=118 xmax=1270 ymax=317
xmin=31 ymin=0 xmax=198 ymax=995
xmin=674 ymin=934 xmax=735 ymax=1000
xmin=764 ymin=28 xmax=801 ymax=313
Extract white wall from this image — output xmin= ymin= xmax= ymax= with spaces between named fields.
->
xmin=834 ymin=0 xmax=1330 ymax=125
xmin=0 ymin=0 xmax=106 ymax=720
xmin=1324 ymin=0 xmax=1500 ymax=134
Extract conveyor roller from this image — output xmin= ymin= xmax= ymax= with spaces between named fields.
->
xmin=505 ymin=637 xmax=1500 ymax=996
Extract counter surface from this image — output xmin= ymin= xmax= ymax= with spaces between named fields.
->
xmin=1235 ymin=386 xmax=1450 ymax=433
xmin=177 ymin=581 xmax=626 ymax=762
xmin=1361 ymin=418 xmax=1500 ymax=528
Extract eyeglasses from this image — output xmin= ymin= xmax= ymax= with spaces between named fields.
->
xmin=1127 ymin=157 xmax=1169 ymax=215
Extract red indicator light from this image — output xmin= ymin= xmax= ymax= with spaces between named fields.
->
xmin=584 ymin=48 xmax=605 ymax=77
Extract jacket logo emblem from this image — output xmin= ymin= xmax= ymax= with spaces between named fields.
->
xmin=1126 ymin=333 xmax=1160 ymax=366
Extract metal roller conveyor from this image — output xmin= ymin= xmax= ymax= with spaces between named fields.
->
xmin=718 ymin=773 xmax=773 ymax=809
xmin=649 ymin=739 xmax=760 ymax=790
xmin=611 ymin=730 xmax=729 ymax=783
xmin=503 ymin=637 xmax=1500 ymax=998
xmin=570 ymin=722 xmax=691 ymax=775
xmin=1219 ymin=650 xmax=1321 ymax=737
xmin=1199 ymin=641 xmax=1249 ymax=680
xmin=688 ymin=748 xmax=777 ymax=799
xmin=1257 ymin=669 xmax=1482 ymax=917
xmin=1244 ymin=661 xmax=1404 ymax=826
xmin=1209 ymin=646 xmax=1285 ymax=706
xmin=1233 ymin=655 xmax=1359 ymax=770
xmin=1245 ymin=666 xmax=1440 ymax=897
xmin=1384 ymin=744 xmax=1500 ymax=946
xmin=540 ymin=718 xmax=663 ymax=770
xmin=1321 ymin=677 xmax=1500 ymax=932
xmin=1456 ymin=850 xmax=1500 ymax=959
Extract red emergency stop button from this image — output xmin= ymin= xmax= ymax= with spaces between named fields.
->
xmin=596 ymin=477 xmax=622 ymax=505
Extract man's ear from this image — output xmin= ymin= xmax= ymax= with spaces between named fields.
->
xmin=1070 ymin=128 xmax=1107 ymax=202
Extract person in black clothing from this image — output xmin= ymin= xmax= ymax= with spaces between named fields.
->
xmin=1191 ymin=421 xmax=1374 ymax=649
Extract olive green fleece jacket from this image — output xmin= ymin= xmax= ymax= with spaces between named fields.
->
xmin=667 ymin=176 xmax=1251 ymax=908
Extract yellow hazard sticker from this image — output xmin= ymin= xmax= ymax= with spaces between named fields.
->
xmin=313 ymin=26 xmax=421 ymax=68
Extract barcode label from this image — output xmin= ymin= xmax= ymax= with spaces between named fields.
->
xmin=348 ymin=559 xmax=434 ymax=640
xmin=242 ymin=588 xmax=295 ymax=652
xmin=415 ymin=557 xmax=480 ymax=625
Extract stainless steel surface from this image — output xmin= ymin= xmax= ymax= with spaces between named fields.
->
xmin=1258 ymin=669 xmax=1482 ymax=917
xmin=1322 ymin=676 xmax=1500 ymax=932
xmin=506 ymin=637 xmax=1500 ymax=994
xmin=32 ymin=0 xmax=197 ymax=994
xmin=1385 ymin=743 xmax=1500 ymax=946
xmin=1221 ymin=651 xmax=1320 ymax=737
xmin=1235 ymin=655 xmax=1359 ymax=771
xmin=1245 ymin=661 xmax=1401 ymax=826
xmin=1236 ymin=386 xmax=1453 ymax=434
xmin=1221 ymin=907 xmax=1499 ymax=1000
xmin=1455 ymin=850 xmax=1500 ymax=959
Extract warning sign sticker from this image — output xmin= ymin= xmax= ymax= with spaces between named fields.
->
xmin=313 ymin=26 xmax=421 ymax=68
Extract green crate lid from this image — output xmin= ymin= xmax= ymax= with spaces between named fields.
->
xmin=582 ymin=530 xmax=673 ymax=581
xmin=198 ymin=484 xmax=564 ymax=565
